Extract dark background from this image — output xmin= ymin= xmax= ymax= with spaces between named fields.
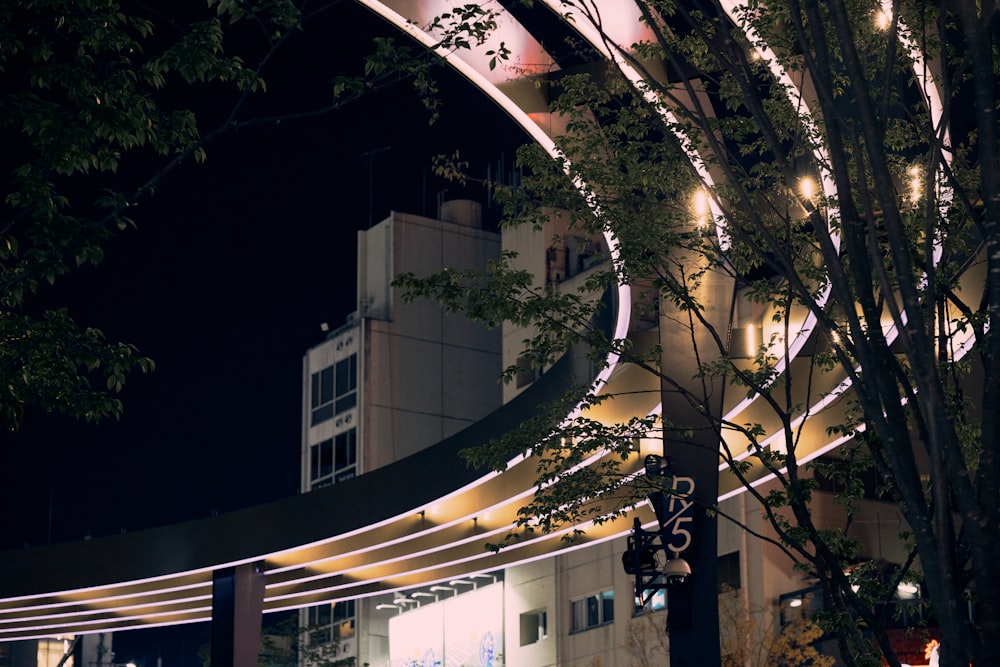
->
xmin=1 ymin=2 xmax=528 ymax=549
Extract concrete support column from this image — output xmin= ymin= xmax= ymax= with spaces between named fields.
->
xmin=211 ymin=563 xmax=265 ymax=667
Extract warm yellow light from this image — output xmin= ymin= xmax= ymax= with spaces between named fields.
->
xmin=788 ymin=598 xmax=803 ymax=608
xmin=798 ymin=176 xmax=817 ymax=202
xmin=908 ymin=164 xmax=923 ymax=203
xmin=691 ymin=187 xmax=711 ymax=226
xmin=746 ymin=324 xmax=756 ymax=357
xmin=874 ymin=9 xmax=892 ymax=31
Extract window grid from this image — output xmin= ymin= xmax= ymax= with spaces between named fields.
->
xmin=571 ymin=589 xmax=614 ymax=633
xmin=310 ymin=354 xmax=357 ymax=426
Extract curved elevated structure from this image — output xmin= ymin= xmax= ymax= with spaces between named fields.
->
xmin=0 ymin=0 xmax=982 ymax=649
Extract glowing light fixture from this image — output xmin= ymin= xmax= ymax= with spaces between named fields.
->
xmin=691 ymin=187 xmax=711 ymax=227
xmin=798 ymin=176 xmax=817 ymax=203
xmin=874 ymin=9 xmax=892 ymax=31
xmin=908 ymin=165 xmax=923 ymax=203
xmin=788 ymin=598 xmax=803 ymax=608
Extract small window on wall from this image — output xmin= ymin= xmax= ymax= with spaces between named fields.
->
xmin=571 ymin=589 xmax=614 ymax=633
xmin=515 ymin=355 xmax=537 ymax=389
xmin=718 ymin=551 xmax=741 ymax=592
xmin=520 ymin=609 xmax=548 ymax=646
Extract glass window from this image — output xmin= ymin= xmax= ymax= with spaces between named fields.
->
xmin=311 ymin=354 xmax=357 ymax=425
xmin=571 ymin=589 xmax=614 ymax=632
xmin=335 ymin=429 xmax=356 ymax=471
xmin=335 ymin=355 xmax=357 ymax=413
xmin=333 ymin=600 xmax=356 ymax=640
xmin=310 ymin=439 xmax=333 ymax=482
xmin=718 ymin=551 xmax=741 ymax=592
xmin=308 ymin=603 xmax=332 ymax=644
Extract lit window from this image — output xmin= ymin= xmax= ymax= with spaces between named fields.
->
xmin=333 ymin=600 xmax=355 ymax=640
xmin=571 ymin=589 xmax=614 ymax=633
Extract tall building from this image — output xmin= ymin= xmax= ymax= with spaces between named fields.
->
xmin=300 ymin=201 xmax=503 ymax=665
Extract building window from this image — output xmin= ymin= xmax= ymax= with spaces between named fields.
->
xmin=334 ymin=429 xmax=357 ymax=481
xmin=308 ymin=603 xmax=332 ymax=644
xmin=520 ymin=609 xmax=548 ymax=646
xmin=718 ymin=551 xmax=741 ymax=592
xmin=332 ymin=599 xmax=355 ymax=640
xmin=311 ymin=366 xmax=335 ymax=425
xmin=310 ymin=428 xmax=357 ymax=487
xmin=635 ymin=588 xmax=666 ymax=614
xmin=571 ymin=589 xmax=614 ymax=633
xmin=335 ymin=355 xmax=357 ymax=413
xmin=515 ymin=355 xmax=537 ymax=388
xmin=310 ymin=354 xmax=357 ymax=426
xmin=311 ymin=438 xmax=333 ymax=482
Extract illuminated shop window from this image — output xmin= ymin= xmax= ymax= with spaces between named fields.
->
xmin=571 ymin=589 xmax=614 ymax=633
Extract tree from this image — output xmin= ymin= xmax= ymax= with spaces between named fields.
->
xmin=395 ymin=1 xmax=999 ymax=665
xmin=0 ymin=0 xmax=505 ymax=432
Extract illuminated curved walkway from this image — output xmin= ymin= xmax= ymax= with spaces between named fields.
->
xmin=0 ymin=0 xmax=978 ymax=643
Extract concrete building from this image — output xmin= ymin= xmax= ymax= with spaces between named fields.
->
xmin=300 ymin=201 xmax=503 ymax=665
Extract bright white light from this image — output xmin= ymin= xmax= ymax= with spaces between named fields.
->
xmin=799 ymin=176 xmax=817 ymax=203
xmin=692 ymin=187 xmax=710 ymax=226
xmin=874 ymin=9 xmax=892 ymax=31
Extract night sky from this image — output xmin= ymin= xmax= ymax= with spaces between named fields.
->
xmin=1 ymin=2 xmax=529 ymax=549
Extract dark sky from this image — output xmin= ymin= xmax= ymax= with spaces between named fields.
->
xmin=1 ymin=2 xmax=529 ymax=549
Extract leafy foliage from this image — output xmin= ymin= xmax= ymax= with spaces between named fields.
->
xmin=0 ymin=0 xmax=507 ymax=431
xmin=397 ymin=0 xmax=999 ymax=665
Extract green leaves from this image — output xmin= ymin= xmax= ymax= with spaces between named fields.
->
xmin=0 ymin=308 xmax=153 ymax=430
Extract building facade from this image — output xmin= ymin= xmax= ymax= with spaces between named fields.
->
xmin=300 ymin=201 xmax=503 ymax=665
xmin=300 ymin=199 xmax=929 ymax=667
